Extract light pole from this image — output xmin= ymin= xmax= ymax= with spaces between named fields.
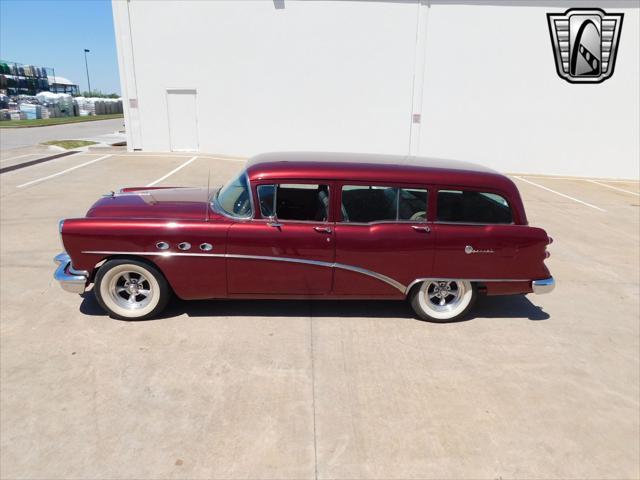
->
xmin=83 ymin=49 xmax=91 ymax=95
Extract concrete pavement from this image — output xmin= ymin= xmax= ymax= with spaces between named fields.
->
xmin=0 ymin=117 xmax=125 ymax=152
xmin=0 ymin=152 xmax=638 ymax=479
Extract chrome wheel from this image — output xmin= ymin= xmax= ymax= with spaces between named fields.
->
xmin=96 ymin=261 xmax=166 ymax=319
xmin=425 ymin=280 xmax=466 ymax=311
xmin=412 ymin=279 xmax=475 ymax=322
xmin=109 ymin=270 xmax=154 ymax=310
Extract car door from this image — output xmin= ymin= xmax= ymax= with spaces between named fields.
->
xmin=333 ymin=183 xmax=435 ymax=296
xmin=226 ymin=181 xmax=335 ymax=295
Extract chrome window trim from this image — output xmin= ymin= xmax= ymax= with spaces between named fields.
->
xmin=334 ymin=220 xmax=432 ymax=227
xmin=82 ymin=250 xmax=535 ymax=295
xmin=433 ymin=221 xmax=516 ymax=226
xmin=251 ymin=218 xmax=333 ymax=226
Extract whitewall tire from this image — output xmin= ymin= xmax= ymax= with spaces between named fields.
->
xmin=94 ymin=259 xmax=171 ymax=320
xmin=410 ymin=280 xmax=476 ymax=323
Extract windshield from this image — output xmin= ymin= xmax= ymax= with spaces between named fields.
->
xmin=215 ymin=171 xmax=252 ymax=218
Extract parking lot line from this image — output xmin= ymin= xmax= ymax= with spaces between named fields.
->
xmin=16 ymin=154 xmax=113 ymax=189
xmin=587 ymin=179 xmax=640 ymax=197
xmin=510 ymin=174 xmax=639 ymax=184
xmin=512 ymin=175 xmax=606 ymax=212
xmin=146 ymin=155 xmax=199 ymax=186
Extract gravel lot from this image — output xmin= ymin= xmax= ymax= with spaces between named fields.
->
xmin=1 ymin=151 xmax=638 ymax=479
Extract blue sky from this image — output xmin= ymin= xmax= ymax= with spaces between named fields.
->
xmin=0 ymin=0 xmax=120 ymax=94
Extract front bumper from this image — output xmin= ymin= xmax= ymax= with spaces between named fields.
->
xmin=532 ymin=276 xmax=555 ymax=294
xmin=53 ymin=252 xmax=88 ymax=294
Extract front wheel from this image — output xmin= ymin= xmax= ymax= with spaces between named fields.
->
xmin=94 ymin=259 xmax=171 ymax=320
xmin=409 ymin=280 xmax=476 ymax=323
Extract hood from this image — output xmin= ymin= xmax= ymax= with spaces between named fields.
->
xmin=86 ymin=187 xmax=216 ymax=220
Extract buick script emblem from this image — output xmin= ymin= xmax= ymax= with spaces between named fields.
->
xmin=547 ymin=8 xmax=624 ymax=83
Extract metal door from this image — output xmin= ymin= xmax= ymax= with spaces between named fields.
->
xmin=227 ymin=220 xmax=335 ymax=295
xmin=166 ymin=89 xmax=198 ymax=151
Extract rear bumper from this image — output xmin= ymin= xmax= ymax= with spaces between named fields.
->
xmin=532 ymin=276 xmax=555 ymax=294
xmin=53 ymin=252 xmax=88 ymax=294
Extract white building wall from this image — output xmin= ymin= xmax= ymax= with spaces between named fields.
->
xmin=419 ymin=2 xmax=640 ymax=179
xmin=113 ymin=0 xmax=639 ymax=179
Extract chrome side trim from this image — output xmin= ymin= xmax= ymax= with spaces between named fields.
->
xmin=81 ymin=250 xmax=539 ymax=296
xmin=82 ymin=250 xmax=408 ymax=293
xmin=333 ymin=262 xmax=406 ymax=292
xmin=532 ymin=277 xmax=555 ymax=294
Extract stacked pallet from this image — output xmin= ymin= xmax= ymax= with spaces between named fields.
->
xmin=19 ymin=103 xmax=42 ymax=119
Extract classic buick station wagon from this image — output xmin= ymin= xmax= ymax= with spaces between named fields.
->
xmin=54 ymin=152 xmax=554 ymax=322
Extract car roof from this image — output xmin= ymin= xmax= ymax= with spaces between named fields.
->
xmin=245 ymin=152 xmax=513 ymax=191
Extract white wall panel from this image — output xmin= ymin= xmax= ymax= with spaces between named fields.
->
xmin=123 ymin=0 xmax=418 ymax=156
xmin=114 ymin=0 xmax=639 ymax=179
xmin=418 ymin=3 xmax=639 ymax=179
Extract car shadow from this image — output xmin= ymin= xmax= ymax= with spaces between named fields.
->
xmin=79 ymin=291 xmax=550 ymax=322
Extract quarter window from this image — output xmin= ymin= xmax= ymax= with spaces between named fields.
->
xmin=257 ymin=184 xmax=330 ymax=221
xmin=341 ymin=185 xmax=428 ymax=223
xmin=437 ymin=190 xmax=512 ymax=224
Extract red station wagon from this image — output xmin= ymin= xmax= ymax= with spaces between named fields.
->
xmin=54 ymin=152 xmax=555 ymax=322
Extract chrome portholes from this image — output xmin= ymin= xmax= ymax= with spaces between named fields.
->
xmin=156 ymin=241 xmax=169 ymax=250
xmin=199 ymin=243 xmax=213 ymax=251
xmin=178 ymin=242 xmax=191 ymax=251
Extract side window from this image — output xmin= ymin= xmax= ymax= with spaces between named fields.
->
xmin=341 ymin=185 xmax=429 ymax=223
xmin=437 ymin=190 xmax=512 ymax=224
xmin=257 ymin=183 xmax=330 ymax=221
xmin=341 ymin=185 xmax=397 ymax=223
xmin=398 ymin=188 xmax=428 ymax=221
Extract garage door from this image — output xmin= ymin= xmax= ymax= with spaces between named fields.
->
xmin=166 ymin=89 xmax=199 ymax=151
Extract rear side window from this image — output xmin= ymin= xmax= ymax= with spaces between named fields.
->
xmin=258 ymin=183 xmax=330 ymax=221
xmin=341 ymin=185 xmax=428 ymax=223
xmin=437 ymin=190 xmax=512 ymax=224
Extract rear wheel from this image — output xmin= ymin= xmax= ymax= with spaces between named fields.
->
xmin=409 ymin=280 xmax=476 ymax=322
xmin=94 ymin=259 xmax=171 ymax=320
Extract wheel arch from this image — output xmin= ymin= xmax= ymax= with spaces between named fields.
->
xmin=405 ymin=278 xmax=481 ymax=298
xmin=89 ymin=255 xmax=176 ymax=296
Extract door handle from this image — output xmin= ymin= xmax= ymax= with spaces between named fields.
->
xmin=411 ymin=225 xmax=431 ymax=233
xmin=266 ymin=216 xmax=282 ymax=227
xmin=314 ymin=226 xmax=332 ymax=233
